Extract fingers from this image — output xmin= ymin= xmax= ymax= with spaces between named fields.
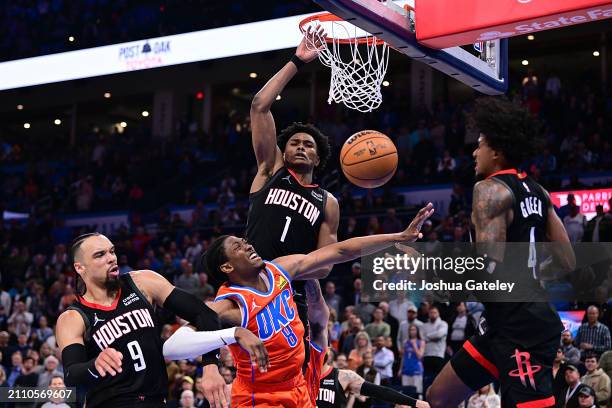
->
xmin=256 ymin=343 xmax=269 ymax=372
xmin=96 ymin=348 xmax=123 ymax=376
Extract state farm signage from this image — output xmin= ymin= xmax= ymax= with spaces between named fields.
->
xmin=416 ymin=0 xmax=612 ymax=49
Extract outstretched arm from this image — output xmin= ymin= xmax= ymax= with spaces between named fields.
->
xmin=250 ymin=28 xmax=324 ymax=194
xmin=305 ymin=280 xmax=330 ymax=349
xmin=338 ymin=369 xmax=430 ymax=408
xmin=276 ymin=203 xmax=434 ymax=280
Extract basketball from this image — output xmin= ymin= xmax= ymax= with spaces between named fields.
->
xmin=340 ymin=130 xmax=398 ymax=189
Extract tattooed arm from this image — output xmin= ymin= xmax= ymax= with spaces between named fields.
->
xmin=338 ymin=369 xmax=429 ymax=408
xmin=471 ymin=179 xmax=513 ymax=261
xmin=305 ymin=280 xmax=329 ymax=350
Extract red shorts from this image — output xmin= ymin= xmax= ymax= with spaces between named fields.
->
xmin=231 ymin=374 xmax=312 ymax=408
xmin=305 ymin=341 xmax=327 ymax=407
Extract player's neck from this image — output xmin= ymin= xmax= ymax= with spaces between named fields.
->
xmin=289 ymin=167 xmax=314 ymax=185
xmin=82 ymin=284 xmax=119 ymax=306
xmin=232 ymin=269 xmax=268 ymax=291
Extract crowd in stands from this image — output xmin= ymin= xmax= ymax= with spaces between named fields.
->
xmin=0 ymin=0 xmax=317 ymax=62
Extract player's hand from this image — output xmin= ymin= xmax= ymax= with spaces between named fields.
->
xmin=296 ymin=24 xmax=326 ymax=63
xmin=399 ymin=203 xmax=435 ymax=242
xmin=202 ymin=364 xmax=230 ymax=408
xmin=235 ymin=327 xmax=270 ymax=373
xmin=416 ymin=401 xmax=431 ymax=408
xmin=94 ymin=347 xmax=123 ymax=377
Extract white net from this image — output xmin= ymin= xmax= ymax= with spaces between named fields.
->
xmin=302 ymin=17 xmax=389 ymax=113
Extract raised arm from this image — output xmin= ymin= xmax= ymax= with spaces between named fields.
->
xmin=304 ymin=280 xmax=330 ymax=349
xmin=250 ymin=29 xmax=323 ymax=194
xmin=276 ymin=203 xmax=434 ymax=281
xmin=312 ymin=193 xmax=340 ymax=276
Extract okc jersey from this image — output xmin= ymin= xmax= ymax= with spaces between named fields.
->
xmin=68 ymin=274 xmax=167 ymax=407
xmin=482 ymin=169 xmax=563 ymax=347
xmin=316 ymin=367 xmax=348 ymax=408
xmin=214 ymin=261 xmax=306 ymax=386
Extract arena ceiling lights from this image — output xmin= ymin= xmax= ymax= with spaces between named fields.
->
xmin=0 ymin=13 xmax=311 ymax=91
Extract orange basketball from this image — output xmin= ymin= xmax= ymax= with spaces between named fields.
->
xmin=340 ymin=130 xmax=398 ymax=189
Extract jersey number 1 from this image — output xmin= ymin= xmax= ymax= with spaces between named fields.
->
xmin=280 ymin=216 xmax=292 ymax=242
xmin=127 ymin=340 xmax=146 ymax=372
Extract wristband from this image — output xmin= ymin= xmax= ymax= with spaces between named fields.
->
xmin=291 ymin=54 xmax=306 ymax=70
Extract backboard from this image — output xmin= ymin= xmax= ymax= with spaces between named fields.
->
xmin=312 ymin=0 xmax=508 ymax=95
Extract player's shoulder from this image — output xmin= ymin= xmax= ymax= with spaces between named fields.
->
xmin=57 ymin=308 xmax=85 ymax=329
xmin=474 ymin=178 xmax=513 ymax=201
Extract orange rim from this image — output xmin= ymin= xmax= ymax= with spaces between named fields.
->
xmin=299 ymin=12 xmax=383 ymax=45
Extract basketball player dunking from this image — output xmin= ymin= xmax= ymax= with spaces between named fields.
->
xmin=56 ymin=233 xmax=267 ymax=408
xmin=164 ymin=203 xmax=434 ymax=407
xmin=425 ymin=98 xmax=576 ymax=408
xmin=200 ymin=27 xmax=340 ymax=406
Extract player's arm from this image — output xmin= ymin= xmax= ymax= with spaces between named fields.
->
xmin=338 ymin=369 xmax=430 ymax=408
xmin=250 ymin=28 xmax=324 ymax=193
xmin=540 ymin=189 xmax=576 ymax=274
xmin=471 ymin=179 xmax=512 ymax=259
xmin=276 ymin=203 xmax=434 ymax=280
xmin=305 ymin=280 xmax=329 ymax=349
xmin=57 ymin=310 xmax=123 ymax=386
xmin=312 ymin=193 xmax=340 ymax=275
xmin=162 ymin=299 xmax=269 ymax=372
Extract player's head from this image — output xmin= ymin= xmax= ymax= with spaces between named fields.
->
xmin=470 ymin=97 xmax=538 ymax=179
xmin=203 ymin=235 xmax=264 ymax=284
xmin=71 ymin=232 xmax=120 ymax=294
xmin=277 ymin=122 xmax=330 ymax=175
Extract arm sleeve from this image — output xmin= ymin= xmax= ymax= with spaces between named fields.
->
xmin=163 ymin=326 xmax=237 ymax=360
xmin=61 ymin=343 xmax=101 ymax=387
xmin=360 ymin=381 xmax=418 ymax=405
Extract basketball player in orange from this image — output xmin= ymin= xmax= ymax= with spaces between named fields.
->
xmin=164 ymin=203 xmax=434 ymax=407
xmin=200 ymin=26 xmax=340 ymax=406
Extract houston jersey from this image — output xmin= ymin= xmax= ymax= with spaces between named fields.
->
xmin=246 ymin=167 xmax=327 ymax=259
xmin=317 ymin=367 xmax=348 ymax=408
xmin=68 ymin=274 xmax=167 ymax=407
xmin=482 ymin=169 xmax=563 ymax=346
xmin=214 ymin=261 xmax=305 ymax=384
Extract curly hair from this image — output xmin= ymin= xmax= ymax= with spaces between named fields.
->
xmin=277 ymin=122 xmax=331 ymax=174
xmin=470 ymin=97 xmax=541 ymax=167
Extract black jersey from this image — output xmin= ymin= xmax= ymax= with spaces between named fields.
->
xmin=317 ymin=367 xmax=348 ymax=408
xmin=68 ymin=274 xmax=167 ymax=407
xmin=246 ymin=166 xmax=328 ymax=307
xmin=481 ymin=169 xmax=563 ymax=347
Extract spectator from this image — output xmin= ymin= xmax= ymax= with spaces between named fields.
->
xmin=336 ymin=353 xmax=349 ymax=369
xmin=558 ymin=194 xmax=577 ymax=220
xmin=324 ymin=281 xmax=342 ymax=318
xmin=447 ymin=302 xmax=477 ymax=355
xmin=0 ymin=286 xmax=11 ymax=316
xmin=354 ymin=293 xmax=376 ymax=325
xmin=421 ymin=306 xmax=448 ymax=390
xmin=354 ymin=351 xmax=381 ymax=408
xmin=382 ymin=208 xmax=403 ymax=233
xmin=389 ymin=293 xmax=415 ymax=325
xmin=365 ymin=308 xmax=391 ymax=340
xmin=467 ymin=384 xmax=500 ymax=408
xmin=399 ymin=324 xmax=425 ymax=396
xmin=546 ymin=73 xmax=562 ymax=97
xmin=564 ymin=204 xmax=586 ymax=242
xmin=372 ymin=336 xmax=394 ymax=383
xmin=341 ymin=316 xmax=365 ymax=356
xmin=175 ymin=259 xmax=199 ymax=295
xmin=378 ymin=302 xmax=399 ymax=349
xmin=7 ymin=352 xmax=22 ymax=387
xmin=37 ymin=356 xmax=62 ymax=388
xmin=194 ymin=273 xmax=214 ymax=300
xmin=600 ymin=350 xmax=612 ymax=385
xmin=160 ymin=253 xmax=178 ymax=281
xmin=14 ymin=356 xmax=39 ymax=387
xmin=576 ymin=306 xmax=611 ymax=359
xmin=398 ymin=305 xmax=424 ymax=349
xmin=348 ymin=331 xmax=372 ymax=371
xmin=581 ymin=353 xmax=611 ymax=408
xmin=7 ymin=301 xmax=33 ymax=337
xmin=0 ymin=365 xmax=7 ymax=387
xmin=553 ymin=348 xmax=570 ymax=404
xmin=220 ymin=366 xmax=234 ymax=384
xmin=40 ymin=375 xmax=71 ymax=408
xmin=179 ymin=389 xmax=196 ymax=408
xmin=561 ymin=330 xmax=582 ymax=366
xmin=585 ymin=205 xmax=612 ymax=243
xmin=564 ymin=365 xmax=587 ymax=408
xmin=118 ymin=254 xmax=133 ymax=275
xmin=578 ymin=386 xmax=598 ymax=408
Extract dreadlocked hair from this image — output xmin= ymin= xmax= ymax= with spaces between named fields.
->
xmin=70 ymin=232 xmax=101 ymax=296
xmin=277 ymin=122 xmax=331 ymax=175
xmin=470 ymin=96 xmax=542 ymax=167
xmin=200 ymin=235 xmax=231 ymax=287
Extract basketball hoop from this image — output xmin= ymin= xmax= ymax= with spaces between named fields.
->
xmin=299 ymin=12 xmax=390 ymax=113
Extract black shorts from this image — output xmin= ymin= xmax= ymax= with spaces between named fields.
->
xmin=451 ymin=330 xmax=558 ymax=407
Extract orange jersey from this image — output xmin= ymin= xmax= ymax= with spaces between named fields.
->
xmin=214 ymin=261 xmax=305 ymax=386
xmin=305 ymin=341 xmax=327 ymax=407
